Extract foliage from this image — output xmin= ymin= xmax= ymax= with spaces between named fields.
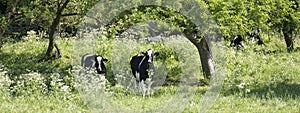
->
xmin=101 ymin=3 xmax=211 ymax=40
xmin=205 ymin=0 xmax=300 ymax=50
xmin=1 ymin=0 xmax=100 ymax=38
xmin=1 ymin=0 xmax=299 ymax=51
xmin=0 ymin=16 xmax=8 ymax=36
xmin=267 ymin=0 xmax=300 ymax=32
xmin=223 ymin=37 xmax=300 ymax=98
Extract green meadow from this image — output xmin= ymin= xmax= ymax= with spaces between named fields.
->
xmin=0 ymin=35 xmax=299 ymax=113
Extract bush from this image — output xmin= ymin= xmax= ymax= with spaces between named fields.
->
xmin=0 ymin=65 xmax=11 ymax=95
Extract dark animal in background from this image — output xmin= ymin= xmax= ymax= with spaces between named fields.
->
xmin=230 ymin=35 xmax=245 ymax=48
xmin=247 ymin=27 xmax=264 ymax=45
xmin=130 ymin=49 xmax=159 ymax=97
xmin=81 ymin=53 xmax=108 ymax=74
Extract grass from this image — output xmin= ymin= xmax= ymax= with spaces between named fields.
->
xmin=0 ymin=93 xmax=88 ymax=113
xmin=0 ymin=35 xmax=299 ymax=112
xmin=209 ymin=95 xmax=300 ymax=113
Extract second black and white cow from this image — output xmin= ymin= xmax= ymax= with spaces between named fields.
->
xmin=230 ymin=35 xmax=245 ymax=48
xmin=247 ymin=27 xmax=265 ymax=45
xmin=81 ymin=53 xmax=108 ymax=74
xmin=130 ymin=49 xmax=159 ymax=97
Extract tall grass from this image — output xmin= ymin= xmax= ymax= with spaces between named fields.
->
xmin=0 ymin=33 xmax=299 ymax=112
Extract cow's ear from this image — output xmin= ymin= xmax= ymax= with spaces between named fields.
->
xmin=103 ymin=58 xmax=108 ymax=62
xmin=140 ymin=52 xmax=146 ymax=55
xmin=154 ymin=52 xmax=159 ymax=56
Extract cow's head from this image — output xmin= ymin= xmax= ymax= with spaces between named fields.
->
xmin=95 ymin=56 xmax=108 ymax=74
xmin=143 ymin=49 xmax=159 ymax=63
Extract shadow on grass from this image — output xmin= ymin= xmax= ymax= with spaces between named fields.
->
xmin=0 ymin=51 xmax=72 ymax=78
xmin=253 ymin=49 xmax=286 ymax=55
xmin=295 ymin=47 xmax=300 ymax=52
xmin=249 ymin=82 xmax=300 ymax=99
xmin=223 ymin=82 xmax=300 ymax=100
xmin=254 ymin=47 xmax=300 ymax=55
xmin=109 ymin=85 xmax=208 ymax=99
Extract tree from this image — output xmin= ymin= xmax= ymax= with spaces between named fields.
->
xmin=16 ymin=0 xmax=100 ymax=60
xmin=0 ymin=0 xmax=101 ymax=59
xmin=44 ymin=0 xmax=101 ymax=59
xmin=204 ymin=0 xmax=299 ymax=51
xmin=268 ymin=0 xmax=299 ymax=52
xmin=204 ymin=0 xmax=250 ymax=38
xmin=102 ymin=5 xmax=218 ymax=80
xmin=0 ymin=0 xmax=32 ymax=49
xmin=44 ymin=0 xmax=70 ymax=59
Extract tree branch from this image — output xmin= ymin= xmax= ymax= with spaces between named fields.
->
xmin=57 ymin=0 xmax=60 ymax=10
xmin=45 ymin=0 xmax=70 ymax=59
xmin=57 ymin=0 xmax=70 ymax=15
xmin=61 ymin=13 xmax=79 ymax=17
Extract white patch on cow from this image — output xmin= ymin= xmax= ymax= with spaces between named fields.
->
xmin=147 ymin=49 xmax=153 ymax=63
xmin=251 ymin=37 xmax=255 ymax=44
xmin=96 ymin=56 xmax=102 ymax=70
xmin=134 ymin=72 xmax=144 ymax=95
xmin=138 ymin=56 xmax=146 ymax=69
xmin=135 ymin=72 xmax=140 ymax=81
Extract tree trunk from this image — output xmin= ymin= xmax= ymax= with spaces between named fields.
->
xmin=0 ymin=36 xmax=2 ymax=50
xmin=0 ymin=29 xmax=4 ymax=49
xmin=282 ymin=29 xmax=294 ymax=52
xmin=282 ymin=21 xmax=294 ymax=52
xmin=282 ymin=15 xmax=295 ymax=52
xmin=54 ymin=43 xmax=62 ymax=57
xmin=197 ymin=37 xmax=215 ymax=80
xmin=185 ymin=32 xmax=215 ymax=80
xmin=45 ymin=0 xmax=70 ymax=59
xmin=45 ymin=16 xmax=60 ymax=58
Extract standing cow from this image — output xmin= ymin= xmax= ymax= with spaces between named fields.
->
xmin=130 ymin=49 xmax=159 ymax=97
xmin=81 ymin=53 xmax=108 ymax=74
xmin=247 ymin=27 xmax=265 ymax=45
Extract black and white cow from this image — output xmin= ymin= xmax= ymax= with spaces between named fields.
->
xmin=81 ymin=53 xmax=108 ymax=74
xmin=130 ymin=49 xmax=159 ymax=97
xmin=230 ymin=35 xmax=245 ymax=48
xmin=247 ymin=27 xmax=264 ymax=45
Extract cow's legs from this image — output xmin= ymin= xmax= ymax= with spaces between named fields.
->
xmin=132 ymin=70 xmax=139 ymax=95
xmin=135 ymin=72 xmax=141 ymax=95
xmin=138 ymin=80 xmax=144 ymax=95
xmin=141 ymin=80 xmax=146 ymax=98
xmin=135 ymin=72 xmax=140 ymax=82
xmin=147 ymin=82 xmax=152 ymax=96
xmin=145 ymin=78 xmax=152 ymax=96
xmin=133 ymin=79 xmax=137 ymax=94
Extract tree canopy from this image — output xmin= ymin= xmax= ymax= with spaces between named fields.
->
xmin=0 ymin=0 xmax=299 ymax=51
